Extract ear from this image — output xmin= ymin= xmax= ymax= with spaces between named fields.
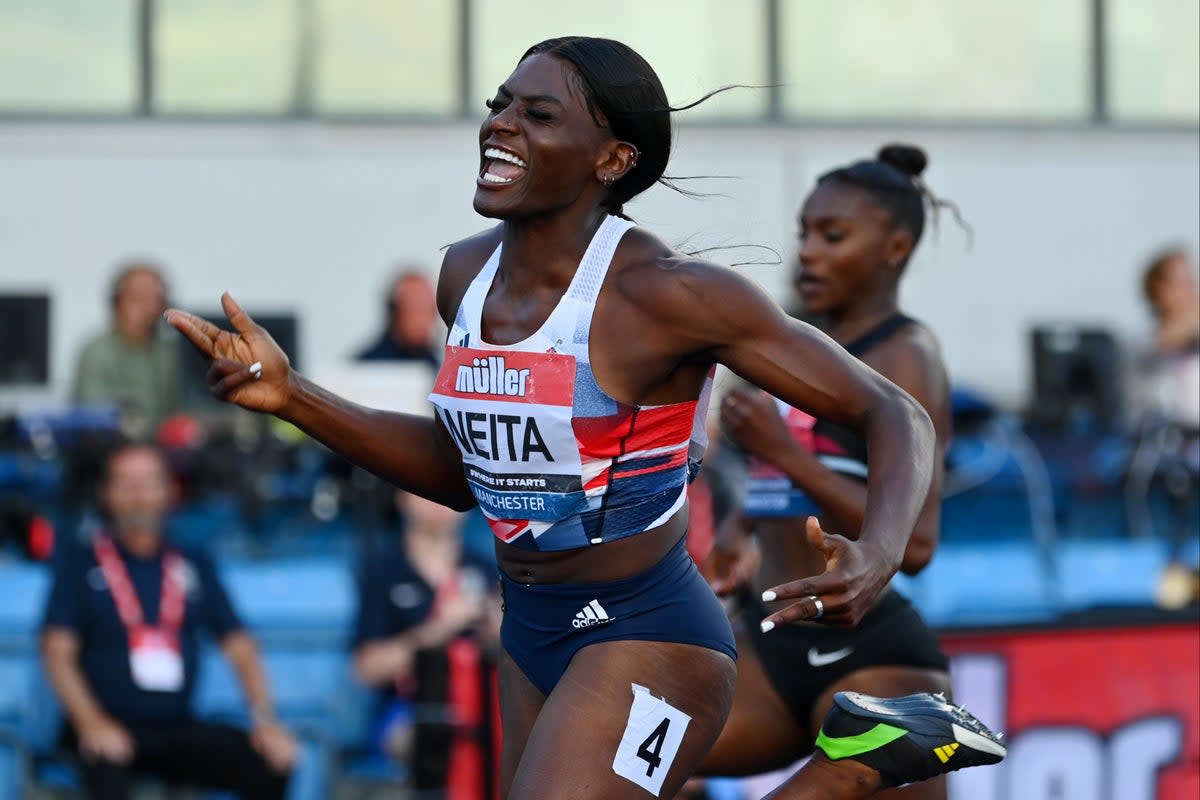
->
xmin=594 ymin=141 xmax=639 ymax=186
xmin=884 ymin=227 xmax=915 ymax=270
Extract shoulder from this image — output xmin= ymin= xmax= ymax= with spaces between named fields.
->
xmin=355 ymin=337 xmax=388 ymax=361
xmin=151 ymin=332 xmax=177 ymax=358
xmin=171 ymin=544 xmax=221 ymax=584
xmin=871 ymin=320 xmax=944 ymax=371
xmin=610 ymin=227 xmax=777 ymax=339
xmin=867 ymin=320 xmax=948 ymax=402
xmin=436 ymin=226 xmax=503 ymax=324
xmin=50 ymin=539 xmax=95 ymax=576
xmin=612 ymin=227 xmax=744 ymax=295
xmin=75 ymin=331 xmax=115 ymax=360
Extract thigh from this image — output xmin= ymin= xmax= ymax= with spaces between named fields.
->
xmin=509 ymin=639 xmax=736 ymax=800
xmin=697 ymin=621 xmax=810 ymax=777
xmin=810 ymin=666 xmax=953 ymax=800
xmin=139 ymin=719 xmax=288 ymax=800
xmin=498 ymin=647 xmax=548 ymax=799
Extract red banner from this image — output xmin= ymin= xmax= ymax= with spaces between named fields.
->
xmin=942 ymin=622 xmax=1199 ymax=800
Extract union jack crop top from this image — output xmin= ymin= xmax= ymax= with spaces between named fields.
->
xmin=428 ymin=215 xmax=713 ymax=551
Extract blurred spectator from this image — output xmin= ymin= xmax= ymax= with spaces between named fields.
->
xmin=1141 ymin=248 xmax=1200 ymax=433
xmin=71 ymin=262 xmax=181 ymax=441
xmin=352 ymin=491 xmax=499 ymax=797
xmin=1134 ymin=247 xmax=1200 ymax=608
xmin=40 ymin=443 xmax=296 ymax=799
xmin=354 ymin=269 xmax=441 ymax=367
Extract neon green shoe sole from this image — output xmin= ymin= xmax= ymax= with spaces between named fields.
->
xmin=816 ymin=691 xmax=1007 ymax=787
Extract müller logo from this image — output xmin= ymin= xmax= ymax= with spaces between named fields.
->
xmin=455 ymin=356 xmax=531 ymax=397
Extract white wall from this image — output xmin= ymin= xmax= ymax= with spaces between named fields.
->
xmin=0 ymin=122 xmax=1197 ymax=413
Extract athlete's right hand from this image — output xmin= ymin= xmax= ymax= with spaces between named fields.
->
xmin=758 ymin=516 xmax=893 ymax=629
xmin=78 ymin=715 xmax=135 ymax=764
xmin=165 ymin=292 xmax=292 ymax=413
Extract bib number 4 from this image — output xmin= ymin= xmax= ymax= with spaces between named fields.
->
xmin=613 ymin=684 xmax=691 ymax=797
xmin=637 ymin=719 xmax=671 ymax=777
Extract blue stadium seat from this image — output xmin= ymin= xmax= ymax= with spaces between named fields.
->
xmin=0 ymin=563 xmax=50 ymax=654
xmin=0 ymin=655 xmax=58 ymax=749
xmin=219 ymin=559 xmax=354 ymax=648
xmin=193 ymin=644 xmax=362 ymax=745
xmin=916 ymin=542 xmax=1061 ymax=627
xmin=888 ymin=570 xmax=924 ymax=607
xmin=0 ymin=651 xmax=63 ymax=798
xmin=1056 ymin=538 xmax=1168 ymax=610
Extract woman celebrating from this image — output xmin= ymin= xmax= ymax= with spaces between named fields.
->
xmin=169 ymin=39 xmax=1002 ymax=800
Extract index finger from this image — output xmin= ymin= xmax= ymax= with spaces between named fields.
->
xmin=164 ymin=309 xmax=222 ymax=358
xmin=760 ymin=573 xmax=842 ymax=604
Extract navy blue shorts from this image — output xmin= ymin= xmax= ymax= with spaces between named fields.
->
xmin=499 ymin=534 xmax=737 ymax=696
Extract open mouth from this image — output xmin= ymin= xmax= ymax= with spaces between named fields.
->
xmin=479 ymin=146 xmax=528 ymax=185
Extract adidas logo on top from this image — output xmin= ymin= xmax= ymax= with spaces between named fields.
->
xmin=572 ymin=599 xmax=613 ymax=628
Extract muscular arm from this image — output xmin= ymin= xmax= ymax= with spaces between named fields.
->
xmin=640 ymin=259 xmax=935 ymax=578
xmin=280 ymin=383 xmax=474 ymax=510
xmin=281 ymin=239 xmax=490 ymax=509
xmin=285 ymin=231 xmax=523 ymax=509
xmin=169 ymin=240 xmax=484 ymax=511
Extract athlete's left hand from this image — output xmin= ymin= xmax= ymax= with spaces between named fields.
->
xmin=757 ymin=517 xmax=893 ymax=629
xmin=720 ymin=387 xmax=794 ymax=464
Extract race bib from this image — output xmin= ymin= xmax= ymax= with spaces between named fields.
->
xmin=612 ymin=683 xmax=691 ymax=797
xmin=129 ymin=627 xmax=183 ymax=692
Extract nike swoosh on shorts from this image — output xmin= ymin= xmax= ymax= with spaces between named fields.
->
xmin=808 ymin=646 xmax=854 ymax=667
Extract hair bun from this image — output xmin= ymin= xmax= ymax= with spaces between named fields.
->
xmin=877 ymin=144 xmax=928 ymax=178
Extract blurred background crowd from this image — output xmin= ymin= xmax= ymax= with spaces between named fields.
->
xmin=0 ymin=2 xmax=1197 ymax=799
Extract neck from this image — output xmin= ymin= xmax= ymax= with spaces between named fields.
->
xmin=116 ymin=326 xmax=152 ymax=347
xmin=821 ymin=291 xmax=901 ymax=345
xmin=498 ymin=206 xmax=609 ymax=290
xmin=115 ymin=529 xmax=162 ymax=558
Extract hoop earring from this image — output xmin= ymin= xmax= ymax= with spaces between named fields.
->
xmin=603 ymin=174 xmax=614 ymax=186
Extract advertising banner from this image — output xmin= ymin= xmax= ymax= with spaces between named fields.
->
xmin=943 ymin=622 xmax=1199 ymax=800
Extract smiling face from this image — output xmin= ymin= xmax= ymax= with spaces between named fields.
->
xmin=474 ymin=53 xmax=618 ymax=220
xmin=794 ymin=180 xmax=914 ymax=316
xmin=101 ymin=446 xmax=172 ymax=543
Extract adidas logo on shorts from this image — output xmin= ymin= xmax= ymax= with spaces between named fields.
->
xmin=572 ymin=599 xmax=614 ymax=628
